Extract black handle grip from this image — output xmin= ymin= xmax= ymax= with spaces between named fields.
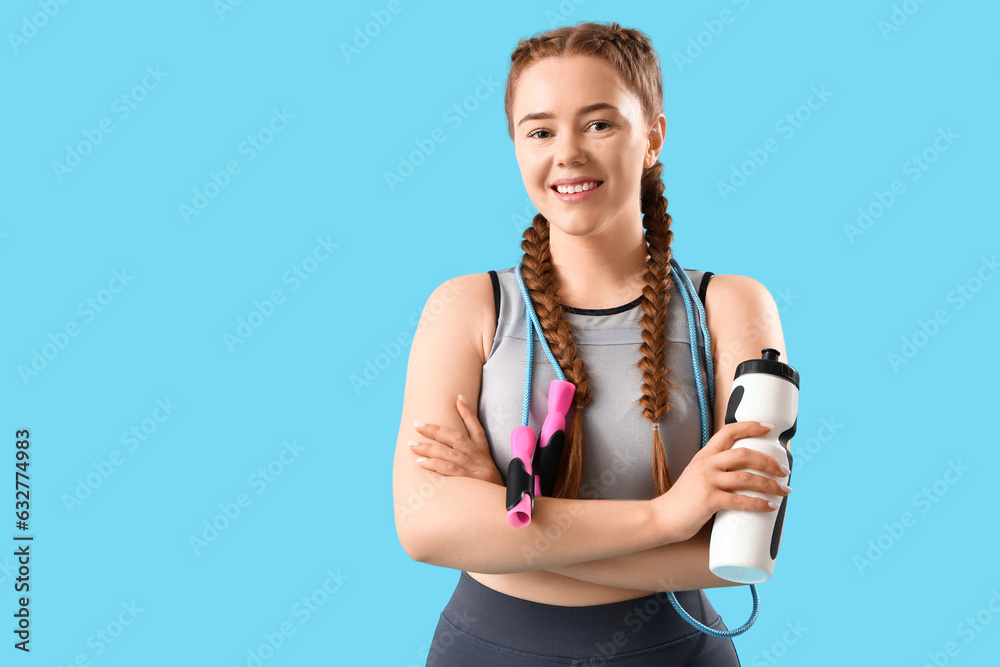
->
xmin=505 ymin=458 xmax=534 ymax=512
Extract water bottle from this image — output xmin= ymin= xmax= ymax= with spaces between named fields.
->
xmin=709 ymin=348 xmax=799 ymax=584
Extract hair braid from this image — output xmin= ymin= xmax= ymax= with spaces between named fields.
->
xmin=519 ymin=214 xmax=591 ymax=498
xmin=638 ymin=160 xmax=678 ymax=496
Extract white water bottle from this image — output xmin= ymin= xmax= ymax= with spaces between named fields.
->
xmin=709 ymin=348 xmax=799 ymax=584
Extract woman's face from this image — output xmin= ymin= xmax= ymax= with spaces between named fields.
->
xmin=511 ymin=54 xmax=662 ymax=238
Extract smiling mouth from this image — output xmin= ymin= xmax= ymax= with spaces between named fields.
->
xmin=551 ymin=181 xmax=603 ymax=194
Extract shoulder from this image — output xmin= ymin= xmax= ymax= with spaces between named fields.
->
xmin=703 ymin=274 xmax=776 ymax=314
xmin=421 ymin=272 xmax=497 ymax=364
xmin=703 ymin=273 xmax=782 ymax=347
xmin=702 ymin=273 xmax=786 ymax=363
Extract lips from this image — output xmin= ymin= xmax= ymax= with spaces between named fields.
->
xmin=549 ymin=180 xmax=604 ymax=203
xmin=550 ymin=180 xmax=603 ymax=193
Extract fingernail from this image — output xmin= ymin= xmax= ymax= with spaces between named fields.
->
xmin=778 ymin=482 xmax=792 ymax=494
xmin=779 ymin=463 xmax=791 ymax=476
xmin=759 ymin=422 xmax=774 ymax=429
xmin=458 ymin=394 xmax=468 ymax=405
xmin=415 ymin=457 xmax=427 ymax=463
xmin=414 ymin=421 xmax=426 ymax=428
xmin=408 ymin=440 xmax=419 ymax=447
xmin=767 ymin=500 xmax=781 ymax=510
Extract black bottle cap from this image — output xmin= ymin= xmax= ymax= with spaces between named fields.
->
xmin=734 ymin=348 xmax=800 ymax=388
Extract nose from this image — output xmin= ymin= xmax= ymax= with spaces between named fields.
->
xmin=554 ymin=131 xmax=588 ymax=167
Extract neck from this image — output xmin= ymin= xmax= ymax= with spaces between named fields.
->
xmin=547 ymin=217 xmax=649 ymax=310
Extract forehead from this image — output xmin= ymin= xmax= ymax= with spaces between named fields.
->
xmin=513 ymin=55 xmax=639 ymax=118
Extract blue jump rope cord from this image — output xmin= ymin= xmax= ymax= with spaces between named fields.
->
xmin=514 ymin=263 xmax=565 ymax=427
xmin=514 ymin=260 xmax=760 ymax=638
xmin=666 ymin=258 xmax=759 ymax=637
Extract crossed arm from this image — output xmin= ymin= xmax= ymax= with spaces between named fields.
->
xmin=403 ymin=274 xmax=787 ymax=592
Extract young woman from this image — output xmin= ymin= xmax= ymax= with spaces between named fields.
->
xmin=393 ymin=21 xmax=792 ymax=666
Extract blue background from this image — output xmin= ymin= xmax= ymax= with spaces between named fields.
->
xmin=3 ymin=0 xmax=998 ymax=664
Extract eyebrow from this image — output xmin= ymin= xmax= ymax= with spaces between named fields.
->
xmin=516 ymin=102 xmax=621 ymax=127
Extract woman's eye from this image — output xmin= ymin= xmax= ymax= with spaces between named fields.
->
xmin=526 ymin=120 xmax=613 ymax=140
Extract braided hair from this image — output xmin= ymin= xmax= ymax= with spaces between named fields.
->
xmin=504 ymin=22 xmax=678 ymax=498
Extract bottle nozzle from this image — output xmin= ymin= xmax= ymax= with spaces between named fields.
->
xmin=761 ymin=348 xmax=780 ymax=361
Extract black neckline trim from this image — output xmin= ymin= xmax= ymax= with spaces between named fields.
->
xmin=561 ymin=294 xmax=644 ymax=316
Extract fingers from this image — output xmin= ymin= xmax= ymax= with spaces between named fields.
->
xmin=715 ymin=489 xmax=784 ymax=514
xmin=410 ymin=440 xmax=474 ymax=476
xmin=716 ymin=468 xmax=789 ymax=497
xmin=414 ymin=420 xmax=463 ymax=447
xmin=414 ymin=456 xmax=471 ymax=477
xmin=414 ymin=396 xmax=488 ymax=451
xmin=717 ymin=446 xmax=789 ymax=479
xmin=704 ymin=421 xmax=774 ymax=454
xmin=412 ymin=441 xmax=499 ymax=484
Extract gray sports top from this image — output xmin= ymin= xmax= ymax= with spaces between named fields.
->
xmin=478 ymin=265 xmax=714 ymax=501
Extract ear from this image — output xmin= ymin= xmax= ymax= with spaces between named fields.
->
xmin=644 ymin=113 xmax=666 ymax=169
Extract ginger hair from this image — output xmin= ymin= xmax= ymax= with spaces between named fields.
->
xmin=504 ymin=21 xmax=678 ymax=498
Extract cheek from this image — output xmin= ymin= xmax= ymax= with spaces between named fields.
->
xmin=514 ymin=152 xmax=541 ymax=184
xmin=526 ymin=168 xmax=548 ymax=191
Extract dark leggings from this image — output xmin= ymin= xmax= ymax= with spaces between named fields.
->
xmin=425 ymin=571 xmax=741 ymax=666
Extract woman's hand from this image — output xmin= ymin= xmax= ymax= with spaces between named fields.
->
xmin=650 ymin=421 xmax=792 ymax=543
xmin=410 ymin=395 xmax=504 ymax=486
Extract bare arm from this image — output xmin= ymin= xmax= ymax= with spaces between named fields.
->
xmin=540 ymin=274 xmax=789 ymax=591
xmin=392 ymin=274 xmax=680 ymax=574
xmin=544 ymin=525 xmax=743 ymax=591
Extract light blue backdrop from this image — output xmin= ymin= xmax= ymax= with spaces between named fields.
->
xmin=3 ymin=0 xmax=998 ymax=665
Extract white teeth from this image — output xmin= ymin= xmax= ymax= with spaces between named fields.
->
xmin=555 ymin=181 xmax=600 ymax=194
